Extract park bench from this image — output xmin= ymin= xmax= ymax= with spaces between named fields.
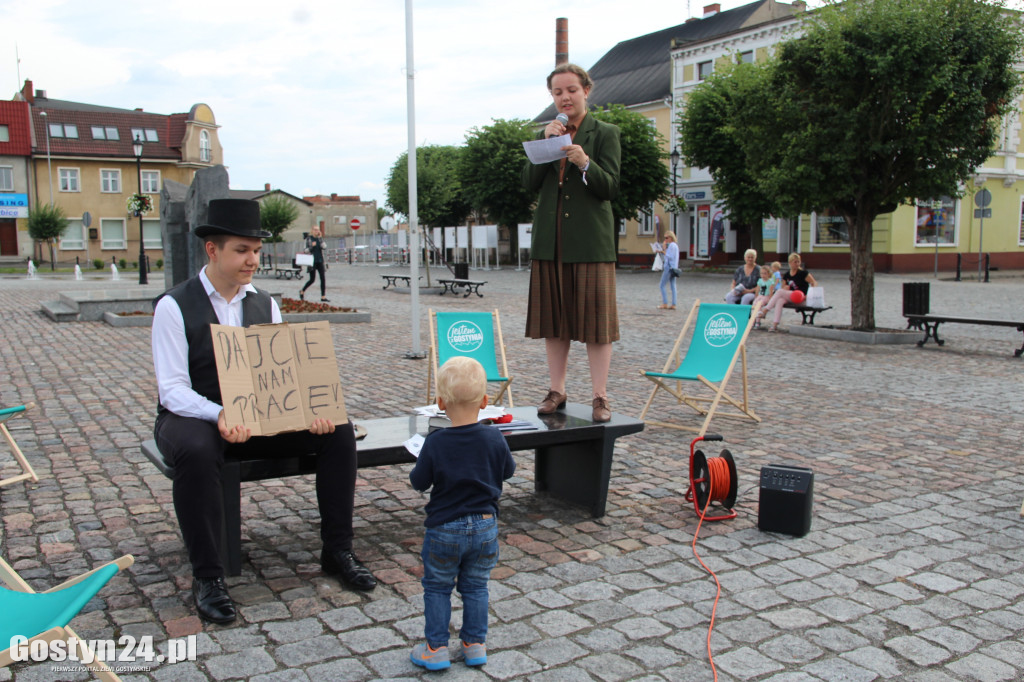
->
xmin=438 ymin=278 xmax=487 ymax=298
xmin=141 ymin=404 xmax=643 ymax=576
xmin=904 ymin=313 xmax=1024 ymax=357
xmin=784 ymin=302 xmax=833 ymax=325
xmin=381 ymin=274 xmax=421 ymax=290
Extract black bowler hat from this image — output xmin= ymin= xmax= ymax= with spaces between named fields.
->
xmin=193 ymin=199 xmax=271 ymax=239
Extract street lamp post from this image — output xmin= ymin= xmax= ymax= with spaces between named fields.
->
xmin=39 ymin=111 xmax=53 ymax=205
xmin=134 ymin=134 xmax=147 ymax=285
xmin=670 ymin=147 xmax=680 ymax=239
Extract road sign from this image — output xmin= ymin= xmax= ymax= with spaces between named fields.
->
xmin=975 ymin=189 xmax=992 ymax=208
xmin=82 ymin=211 xmax=92 ymax=228
xmin=974 ymin=208 xmax=992 ymax=219
xmin=350 ymin=217 xmax=362 ymax=231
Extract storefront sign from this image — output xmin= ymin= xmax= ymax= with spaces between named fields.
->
xmin=0 ymin=193 xmax=28 ymax=218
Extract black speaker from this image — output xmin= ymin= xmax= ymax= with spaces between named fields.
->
xmin=758 ymin=464 xmax=813 ymax=537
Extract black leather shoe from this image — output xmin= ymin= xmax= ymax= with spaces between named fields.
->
xmin=322 ymin=549 xmax=377 ymax=591
xmin=192 ymin=576 xmax=236 ymax=624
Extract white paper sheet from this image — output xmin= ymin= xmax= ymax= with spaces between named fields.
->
xmin=523 ymin=135 xmax=571 ymax=164
xmin=404 ymin=433 xmax=425 ymax=458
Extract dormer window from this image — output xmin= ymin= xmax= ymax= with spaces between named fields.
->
xmin=200 ymin=130 xmax=211 ymax=162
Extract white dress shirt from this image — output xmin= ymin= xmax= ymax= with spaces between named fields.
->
xmin=152 ymin=267 xmax=282 ymax=423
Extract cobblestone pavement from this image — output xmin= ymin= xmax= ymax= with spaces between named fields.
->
xmin=1 ymin=262 xmax=1022 ymax=681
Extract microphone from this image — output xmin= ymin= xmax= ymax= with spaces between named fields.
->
xmin=549 ymin=113 xmax=569 ymax=137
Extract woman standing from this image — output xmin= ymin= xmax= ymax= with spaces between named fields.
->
xmin=759 ymin=252 xmax=818 ymax=332
xmin=656 ymin=232 xmax=679 ymax=310
xmin=522 ymin=63 xmax=621 ymax=423
xmin=725 ymin=249 xmax=759 ymax=305
xmin=300 ymin=225 xmax=328 ymax=302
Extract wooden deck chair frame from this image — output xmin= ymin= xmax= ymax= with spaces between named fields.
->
xmin=427 ymin=309 xmax=514 ymax=408
xmin=0 ymin=554 xmax=134 ymax=682
xmin=0 ymin=402 xmax=39 ymax=488
xmin=638 ymin=299 xmax=762 ymax=436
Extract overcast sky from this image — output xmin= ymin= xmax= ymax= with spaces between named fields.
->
xmin=7 ymin=0 xmax=772 ymax=211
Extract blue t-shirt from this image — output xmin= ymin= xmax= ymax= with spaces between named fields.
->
xmin=757 ymin=277 xmax=774 ymax=296
xmin=409 ymin=422 xmax=516 ymax=527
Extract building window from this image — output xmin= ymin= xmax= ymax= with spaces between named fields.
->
xmin=59 ymin=168 xmax=80 ymax=192
xmin=0 ymin=166 xmax=12 ymax=192
xmin=813 ymin=209 xmax=849 ymax=246
xmin=131 ymin=128 xmax=160 ymax=143
xmin=59 ymin=220 xmax=86 ymax=251
xmin=637 ymin=205 xmax=656 ymax=235
xmin=618 ymin=218 xmax=626 ymax=236
xmin=48 ymin=123 xmax=78 ymax=138
xmin=200 ymin=130 xmax=212 ymax=162
xmin=738 ymin=50 xmax=754 ymax=63
xmin=100 ymin=169 xmax=122 ymax=193
xmin=143 ymin=219 xmax=162 ymax=250
xmin=915 ymin=197 xmax=956 ymax=245
xmin=141 ymin=170 xmax=160 ymax=194
xmin=101 ymin=219 xmax=126 ymax=249
xmin=0 ymin=125 xmax=8 ymax=142
xmin=698 ymin=61 xmax=713 ymax=80
xmin=90 ymin=126 xmax=119 ymax=140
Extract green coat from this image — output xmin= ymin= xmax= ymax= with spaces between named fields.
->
xmin=522 ymin=114 xmax=621 ymax=263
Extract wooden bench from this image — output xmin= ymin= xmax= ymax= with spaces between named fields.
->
xmin=784 ymin=302 xmax=833 ymax=325
xmin=437 ymin=279 xmax=487 ymax=298
xmin=904 ymin=313 xmax=1024 ymax=357
xmin=141 ymin=404 xmax=644 ymax=576
xmin=381 ymin=274 xmax=420 ymax=290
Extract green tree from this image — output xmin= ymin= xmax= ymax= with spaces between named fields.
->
xmin=678 ymin=62 xmax=778 ymax=255
xmin=259 ymin=194 xmax=300 ymax=243
xmin=459 ymin=118 xmax=536 ymax=255
xmin=27 ymin=203 xmax=69 ymax=271
xmin=703 ymin=0 xmax=1021 ymax=329
xmin=385 ymin=145 xmax=471 ymax=228
xmin=591 ymin=104 xmax=671 ymax=255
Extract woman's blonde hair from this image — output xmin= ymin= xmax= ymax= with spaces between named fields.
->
xmin=547 ymin=63 xmax=594 ymax=91
xmin=663 ymin=232 xmax=677 ymax=243
xmin=744 ymin=248 xmax=758 ymax=260
xmin=788 ymin=252 xmax=802 ymax=265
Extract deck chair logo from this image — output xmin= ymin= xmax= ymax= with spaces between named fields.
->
xmin=447 ymin=321 xmax=484 ymax=353
xmin=703 ymin=313 xmax=739 ymax=347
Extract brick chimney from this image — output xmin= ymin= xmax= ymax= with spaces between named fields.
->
xmin=555 ymin=18 xmax=568 ymax=67
xmin=703 ymin=3 xmax=721 ymax=17
xmin=264 ymin=183 xmax=271 ymax=191
xmin=20 ymin=79 xmax=33 ymax=103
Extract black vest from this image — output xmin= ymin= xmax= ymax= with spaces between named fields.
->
xmin=155 ymin=277 xmax=273 ymax=415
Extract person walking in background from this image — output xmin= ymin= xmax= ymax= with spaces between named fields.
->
xmin=656 ymin=232 xmax=680 ymax=310
xmin=409 ymin=357 xmax=516 ymax=671
xmin=522 ymin=62 xmax=622 ymax=423
xmin=300 ymin=225 xmax=328 ymax=302
xmin=725 ymin=249 xmax=760 ymax=304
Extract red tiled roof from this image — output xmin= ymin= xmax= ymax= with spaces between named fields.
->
xmin=0 ymin=100 xmax=32 ymax=156
xmin=30 ymin=96 xmax=187 ymax=161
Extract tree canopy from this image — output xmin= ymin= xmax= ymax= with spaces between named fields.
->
xmin=259 ymin=194 xmax=300 ymax=243
xmin=386 ymin=145 xmax=471 ymax=228
xmin=28 ymin=203 xmax=69 ymax=270
xmin=591 ymin=105 xmax=670 ymax=248
xmin=459 ymin=118 xmax=535 ymax=252
xmin=680 ymin=0 xmax=1022 ymax=328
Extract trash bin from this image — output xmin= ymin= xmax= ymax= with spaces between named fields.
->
xmin=453 ymin=262 xmax=469 ymax=280
xmin=902 ymin=282 xmax=929 ymax=316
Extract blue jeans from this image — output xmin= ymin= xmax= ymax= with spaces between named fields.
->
xmin=421 ymin=514 xmax=499 ymax=648
xmin=659 ymin=266 xmax=677 ymax=305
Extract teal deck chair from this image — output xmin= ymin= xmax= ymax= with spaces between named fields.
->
xmin=0 ymin=402 xmax=39 ymax=489
xmin=0 ymin=554 xmax=134 ymax=681
xmin=638 ymin=300 xmax=761 ymax=436
xmin=428 ymin=310 xmax=513 ymax=407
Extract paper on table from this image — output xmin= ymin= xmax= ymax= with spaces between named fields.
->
xmin=523 ymin=135 xmax=571 ymax=164
xmin=404 ymin=433 xmax=425 ymax=458
xmin=414 ymin=404 xmax=506 ymax=420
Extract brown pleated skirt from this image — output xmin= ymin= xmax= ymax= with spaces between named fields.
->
xmin=526 ymin=260 xmax=619 ymax=344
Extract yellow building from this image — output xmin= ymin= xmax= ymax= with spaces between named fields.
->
xmin=17 ymin=80 xmax=222 ymax=269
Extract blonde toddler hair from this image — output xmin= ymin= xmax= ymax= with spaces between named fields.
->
xmin=437 ymin=356 xmax=487 ymax=407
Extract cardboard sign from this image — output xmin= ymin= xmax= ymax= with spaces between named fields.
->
xmin=211 ymin=321 xmax=347 ymax=435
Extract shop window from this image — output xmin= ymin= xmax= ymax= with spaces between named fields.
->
xmin=813 ymin=210 xmax=849 ymax=246
xmin=915 ymin=197 xmax=956 ymax=245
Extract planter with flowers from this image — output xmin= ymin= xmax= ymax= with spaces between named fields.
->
xmin=127 ymin=193 xmax=153 ymax=217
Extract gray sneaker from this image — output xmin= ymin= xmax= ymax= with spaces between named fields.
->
xmin=462 ymin=641 xmax=486 ymax=666
xmin=411 ymin=643 xmax=450 ymax=671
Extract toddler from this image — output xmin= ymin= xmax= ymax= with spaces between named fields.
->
xmin=752 ymin=265 xmax=774 ymax=328
xmin=409 ymin=356 xmax=516 ymax=671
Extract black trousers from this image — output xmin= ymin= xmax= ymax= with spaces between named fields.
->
xmin=301 ymin=262 xmax=326 ymax=297
xmin=154 ymin=412 xmax=357 ymax=578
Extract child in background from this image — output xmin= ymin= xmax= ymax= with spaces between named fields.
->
xmin=409 ymin=356 xmax=516 ymax=671
xmin=771 ymin=261 xmax=783 ymax=293
xmin=752 ymin=265 xmax=774 ymax=329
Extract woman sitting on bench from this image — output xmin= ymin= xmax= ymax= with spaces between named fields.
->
xmin=758 ymin=252 xmax=818 ymax=332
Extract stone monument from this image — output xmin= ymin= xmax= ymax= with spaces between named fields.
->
xmin=159 ymin=165 xmax=231 ymax=289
